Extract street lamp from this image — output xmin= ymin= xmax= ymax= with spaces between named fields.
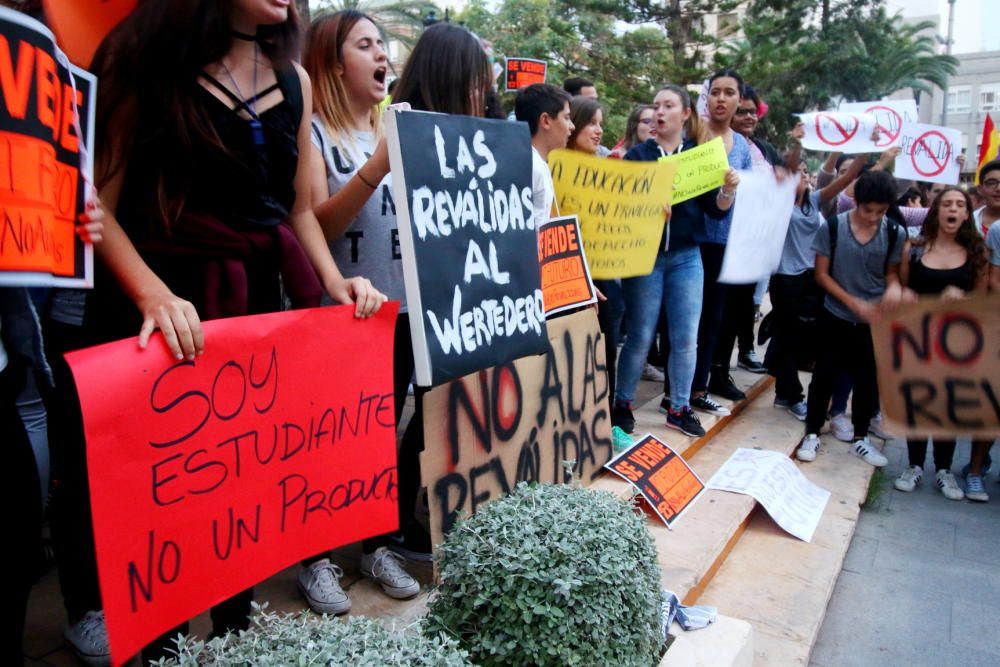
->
xmin=940 ymin=0 xmax=956 ymax=126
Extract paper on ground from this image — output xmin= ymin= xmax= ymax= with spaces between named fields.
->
xmin=706 ymin=448 xmax=830 ymax=542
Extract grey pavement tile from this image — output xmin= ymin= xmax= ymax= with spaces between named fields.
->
xmin=841 ymin=534 xmax=878 ymax=575
xmin=813 ymin=571 xmax=950 ymax=667
xmin=870 ymin=538 xmax=1000 ymax=599
xmin=951 ymin=596 xmax=1000 ymax=656
xmin=955 ymin=521 xmax=1000 ymax=566
xmin=855 ymin=503 xmax=956 ymax=556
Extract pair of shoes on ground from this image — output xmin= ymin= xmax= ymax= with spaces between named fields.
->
xmin=665 ymin=389 xmax=734 ymax=418
xmin=796 ymin=434 xmax=888 ymax=467
xmin=64 ymin=610 xmax=110 ymax=667
xmin=298 ymin=547 xmax=420 ymax=615
xmin=893 ymin=466 xmax=967 ymax=500
xmin=829 ymin=412 xmax=896 ymax=443
xmin=736 ymin=350 xmax=766 ymax=374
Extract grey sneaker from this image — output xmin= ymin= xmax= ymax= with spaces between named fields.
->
xmin=361 ymin=547 xmax=420 ymax=599
xmin=774 ymin=398 xmax=807 ymax=421
xmin=966 ymin=475 xmax=990 ymax=502
xmin=298 ymin=559 xmax=351 ymax=614
xmin=64 ymin=610 xmax=111 ymax=667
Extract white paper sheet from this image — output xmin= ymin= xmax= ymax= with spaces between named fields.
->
xmin=718 ymin=170 xmax=798 ymax=284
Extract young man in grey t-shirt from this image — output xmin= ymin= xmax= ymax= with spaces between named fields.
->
xmin=797 ymin=171 xmax=904 ymax=466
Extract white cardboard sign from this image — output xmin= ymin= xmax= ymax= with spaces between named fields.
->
xmin=894 ymin=122 xmax=963 ymax=185
xmin=706 ymin=448 xmax=830 ymax=542
xmin=718 ymin=170 xmax=798 ymax=284
xmin=797 ymin=111 xmax=892 ymax=153
xmin=839 ymin=100 xmax=919 ymax=149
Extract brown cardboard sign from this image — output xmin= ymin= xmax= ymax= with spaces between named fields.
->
xmin=421 ymin=308 xmax=613 ymax=550
xmin=871 ymin=293 xmax=1000 ymax=438
xmin=605 ymin=434 xmax=704 ymax=528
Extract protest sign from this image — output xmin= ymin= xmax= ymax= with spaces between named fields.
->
xmin=839 ymin=100 xmax=919 ymax=148
xmin=42 ymin=0 xmax=135 ymax=68
xmin=718 ymin=169 xmax=798 ymax=284
xmin=0 ymin=8 xmax=96 ymax=287
xmin=537 ymin=215 xmax=596 ymax=316
xmin=870 ymin=293 xmax=1000 ymax=438
xmin=548 ymin=148 xmax=677 ymax=279
xmin=707 ymin=448 xmax=830 ymax=542
xmin=893 ymin=123 xmax=962 ymax=185
xmin=421 ymin=307 xmax=613 ymax=550
xmin=504 ymin=57 xmax=546 ymax=92
xmin=605 ymin=434 xmax=704 ymax=528
xmin=657 ymin=136 xmax=728 ymax=205
xmin=797 ymin=111 xmax=890 ymax=153
xmin=66 ymin=305 xmax=400 ymax=665
xmin=386 ymin=109 xmax=547 ymax=386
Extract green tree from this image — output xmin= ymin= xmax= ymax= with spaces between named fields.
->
xmin=310 ymin=0 xmax=440 ymax=51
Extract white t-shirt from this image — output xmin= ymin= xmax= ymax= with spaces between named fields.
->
xmin=531 ymin=146 xmax=555 ymax=228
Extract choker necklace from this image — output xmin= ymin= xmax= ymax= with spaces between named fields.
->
xmin=232 ymin=30 xmax=258 ymax=42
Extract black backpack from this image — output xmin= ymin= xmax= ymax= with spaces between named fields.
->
xmin=825 ymin=212 xmax=901 ymax=279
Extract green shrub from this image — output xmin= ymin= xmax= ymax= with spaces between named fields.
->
xmin=155 ymin=604 xmax=472 ymax=666
xmin=424 ymin=482 xmax=663 ymax=666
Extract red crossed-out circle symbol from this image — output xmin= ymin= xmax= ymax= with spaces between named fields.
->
xmin=815 ymin=113 xmax=859 ymax=146
xmin=910 ymin=130 xmax=952 ymax=178
xmin=866 ymin=105 xmax=902 ymax=147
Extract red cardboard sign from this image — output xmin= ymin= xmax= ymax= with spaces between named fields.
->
xmin=42 ymin=0 xmax=136 ymax=68
xmin=66 ymin=304 xmax=400 ymax=665
xmin=505 ymin=57 xmax=546 ymax=92
xmin=605 ymin=434 xmax=704 ymax=528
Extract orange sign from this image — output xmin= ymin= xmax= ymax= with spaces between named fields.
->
xmin=66 ymin=305 xmax=400 ymax=665
xmin=0 ymin=8 xmax=96 ymax=287
xmin=605 ymin=434 xmax=704 ymax=527
xmin=505 ymin=57 xmax=546 ymax=92
xmin=537 ymin=215 xmax=596 ymax=316
xmin=43 ymin=0 xmax=136 ymax=68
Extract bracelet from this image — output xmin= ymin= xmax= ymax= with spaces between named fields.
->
xmin=357 ymin=170 xmax=378 ymax=189
xmin=718 ymin=189 xmax=735 ymax=200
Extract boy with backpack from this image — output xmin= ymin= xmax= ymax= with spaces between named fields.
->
xmin=797 ymin=170 xmax=904 ymax=466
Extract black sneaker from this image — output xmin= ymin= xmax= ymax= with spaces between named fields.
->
xmin=658 ymin=397 xmax=670 ymax=414
xmin=612 ymin=401 xmax=636 ymax=434
xmin=387 ymin=521 xmax=433 ymax=562
xmin=690 ymin=394 xmax=731 ymax=416
xmin=666 ymin=407 xmax=706 ymax=437
xmin=708 ymin=373 xmax=747 ymax=401
xmin=737 ymin=351 xmax=766 ymax=374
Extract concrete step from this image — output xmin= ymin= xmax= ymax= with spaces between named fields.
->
xmin=695 ymin=429 xmax=876 ymax=666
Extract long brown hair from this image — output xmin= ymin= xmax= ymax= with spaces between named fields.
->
xmin=392 ymin=23 xmax=491 ymax=117
xmin=304 ymin=10 xmax=382 ymax=152
xmin=567 ymin=96 xmax=601 ymax=150
xmin=92 ymin=0 xmax=300 ymax=227
xmin=918 ymin=187 xmax=988 ymax=283
xmin=623 ymin=104 xmax=653 ymax=150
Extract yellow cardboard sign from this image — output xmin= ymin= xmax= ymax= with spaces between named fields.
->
xmin=548 ymin=149 xmax=677 ymax=279
xmin=658 ymin=137 xmax=729 ymax=205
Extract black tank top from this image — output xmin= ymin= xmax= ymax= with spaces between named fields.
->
xmin=907 ymin=247 xmax=975 ymax=295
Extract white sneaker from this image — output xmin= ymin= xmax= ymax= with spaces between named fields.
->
xmin=642 ymin=363 xmax=665 ymax=382
xmin=852 ymin=437 xmax=888 ymax=467
xmin=64 ymin=610 xmax=111 ymax=667
xmin=935 ymin=470 xmax=965 ymax=501
xmin=830 ymin=413 xmax=853 ymax=442
xmin=298 ymin=558 xmax=351 ymax=614
xmin=868 ymin=412 xmax=896 ymax=441
xmin=360 ymin=547 xmax=420 ymax=599
xmin=796 ymin=434 xmax=821 ymax=462
xmin=894 ymin=465 xmax=923 ymax=492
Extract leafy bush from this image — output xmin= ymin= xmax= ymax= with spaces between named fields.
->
xmin=424 ymin=482 xmax=663 ymax=666
xmin=155 ymin=604 xmax=472 ymax=666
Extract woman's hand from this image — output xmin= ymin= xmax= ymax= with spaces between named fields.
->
xmin=939 ymin=285 xmax=966 ymax=302
xmin=328 ymin=276 xmax=388 ymax=318
xmin=137 ymin=291 xmax=204 ymax=360
xmin=876 ymin=146 xmax=902 ymax=170
xmin=722 ymin=168 xmax=740 ymax=194
xmin=789 ymin=122 xmax=805 ymax=142
xmin=76 ymin=198 xmax=105 ymax=244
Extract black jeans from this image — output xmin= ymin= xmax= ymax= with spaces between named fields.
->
xmin=713 ymin=280 xmax=756 ymax=371
xmin=693 ymin=244 xmax=727 ymax=393
xmin=906 ymin=439 xmax=957 ymax=472
xmin=766 ymin=272 xmax=824 ymax=403
xmin=594 ymin=279 xmax=625 ymax=410
xmin=805 ymin=311 xmax=878 ymax=439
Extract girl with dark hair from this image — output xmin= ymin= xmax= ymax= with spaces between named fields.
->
xmin=568 ymin=95 xmax=605 ymax=153
xmin=302 ymin=9 xmax=420 ymax=613
xmin=694 ymin=68 xmax=754 ymax=411
xmin=895 ymin=187 xmax=991 ymax=501
xmin=70 ymin=0 xmax=386 ymax=661
xmin=615 ymin=84 xmax=738 ymax=438
xmin=610 ymin=104 xmax=655 ymax=158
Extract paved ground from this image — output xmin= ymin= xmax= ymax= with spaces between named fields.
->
xmin=811 ymin=436 xmax=1000 ymax=667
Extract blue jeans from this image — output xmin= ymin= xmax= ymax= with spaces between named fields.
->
xmin=616 ymin=246 xmax=703 ymax=410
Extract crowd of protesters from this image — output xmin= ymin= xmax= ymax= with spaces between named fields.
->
xmin=4 ymin=1 xmax=999 ymax=665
